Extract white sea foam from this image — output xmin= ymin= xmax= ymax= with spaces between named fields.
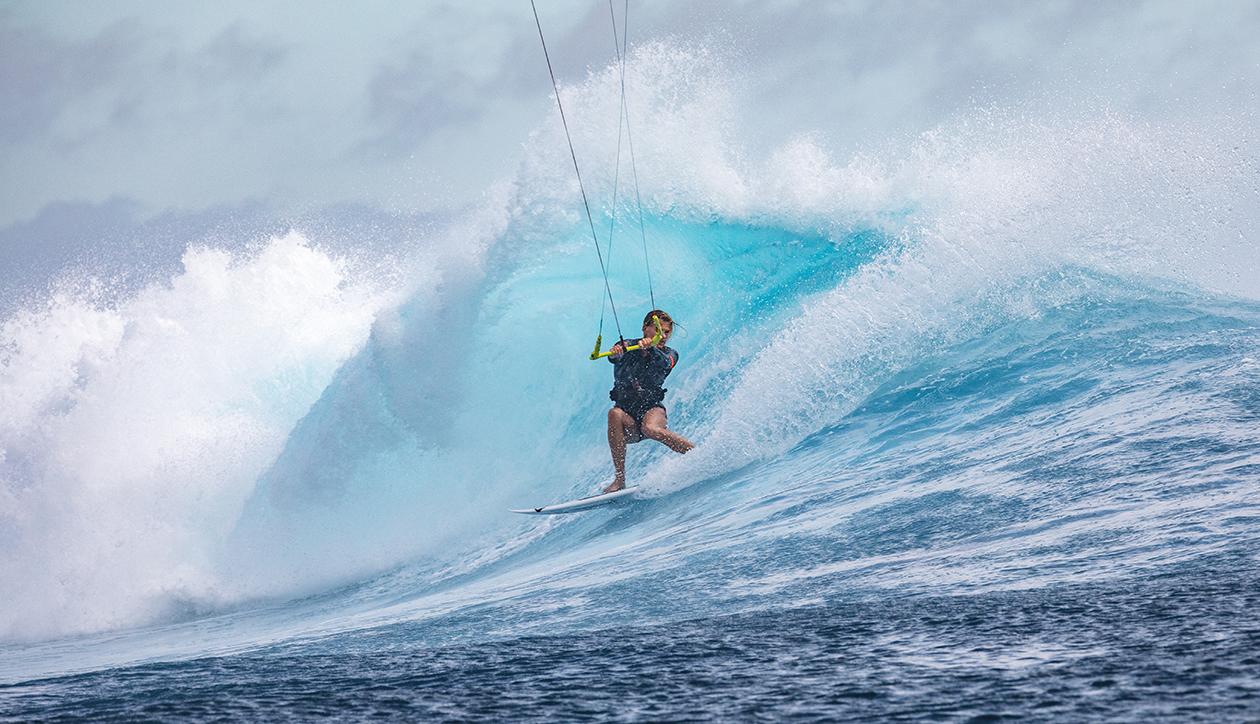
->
xmin=0 ymin=233 xmax=389 ymax=641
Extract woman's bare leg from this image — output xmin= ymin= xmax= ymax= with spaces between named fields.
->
xmin=605 ymin=407 xmax=641 ymax=492
xmin=639 ymin=408 xmax=695 ymax=454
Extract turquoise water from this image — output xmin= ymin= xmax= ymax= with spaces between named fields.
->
xmin=2 ymin=32 xmax=1259 ymax=722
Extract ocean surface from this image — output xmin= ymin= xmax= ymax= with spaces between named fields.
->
xmin=3 ymin=7 xmax=1260 ymax=722
xmin=5 ymin=557 xmax=1259 ymax=722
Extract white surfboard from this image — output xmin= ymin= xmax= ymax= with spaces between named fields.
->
xmin=510 ymin=486 xmax=638 ymax=515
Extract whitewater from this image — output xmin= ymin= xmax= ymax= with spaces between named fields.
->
xmin=3 ymin=31 xmax=1260 ymax=723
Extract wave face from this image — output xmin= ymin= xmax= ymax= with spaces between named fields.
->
xmin=2 ymin=39 xmax=1260 ymax=688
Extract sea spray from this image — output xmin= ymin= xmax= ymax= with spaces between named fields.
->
xmin=0 ymin=233 xmax=388 ymax=641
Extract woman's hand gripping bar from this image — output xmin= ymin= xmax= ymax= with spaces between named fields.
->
xmin=590 ymin=315 xmax=663 ymax=360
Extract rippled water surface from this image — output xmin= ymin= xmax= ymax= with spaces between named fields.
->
xmin=5 ymin=554 xmax=1258 ymax=723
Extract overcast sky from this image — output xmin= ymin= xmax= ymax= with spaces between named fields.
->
xmin=1 ymin=0 xmax=1257 ymax=271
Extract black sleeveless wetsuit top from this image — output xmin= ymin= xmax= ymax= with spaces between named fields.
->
xmin=609 ymin=341 xmax=678 ymax=424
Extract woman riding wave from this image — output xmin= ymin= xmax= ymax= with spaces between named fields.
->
xmin=603 ymin=309 xmax=695 ymax=492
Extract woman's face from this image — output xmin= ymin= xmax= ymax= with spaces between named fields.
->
xmin=644 ymin=320 xmax=673 ymax=345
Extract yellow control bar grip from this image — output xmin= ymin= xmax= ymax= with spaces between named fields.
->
xmin=590 ymin=316 xmax=662 ymax=360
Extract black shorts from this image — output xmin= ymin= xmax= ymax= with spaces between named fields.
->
xmin=611 ymin=388 xmax=666 ymax=427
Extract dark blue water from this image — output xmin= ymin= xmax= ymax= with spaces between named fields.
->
xmin=5 ymin=553 xmax=1258 ymax=722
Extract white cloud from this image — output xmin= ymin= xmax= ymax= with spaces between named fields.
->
xmin=0 ymin=0 xmax=1256 ymax=230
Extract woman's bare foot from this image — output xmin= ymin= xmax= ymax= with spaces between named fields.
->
xmin=602 ymin=479 xmax=626 ymax=494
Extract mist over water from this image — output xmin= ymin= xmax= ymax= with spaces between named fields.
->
xmin=2 ymin=5 xmax=1260 ymax=718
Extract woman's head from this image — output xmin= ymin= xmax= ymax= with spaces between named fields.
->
xmin=643 ymin=309 xmax=675 ymax=344
xmin=643 ymin=310 xmax=673 ymax=328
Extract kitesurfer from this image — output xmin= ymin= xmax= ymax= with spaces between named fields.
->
xmin=604 ymin=310 xmax=695 ymax=492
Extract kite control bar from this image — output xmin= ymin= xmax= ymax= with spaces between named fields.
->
xmin=590 ymin=315 xmax=663 ymax=360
